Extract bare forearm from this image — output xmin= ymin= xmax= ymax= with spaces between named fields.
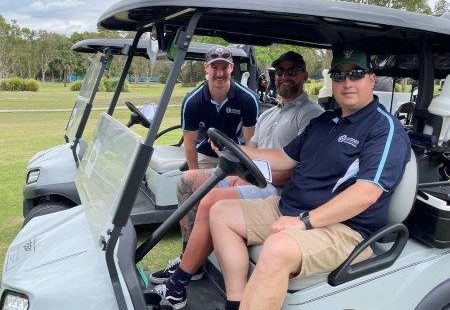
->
xmin=185 ymin=145 xmax=199 ymax=169
xmin=271 ymin=168 xmax=294 ymax=186
xmin=241 ymin=146 xmax=295 ymax=171
xmin=309 ymin=181 xmax=382 ymax=228
xmin=242 ymin=127 xmax=255 ymax=145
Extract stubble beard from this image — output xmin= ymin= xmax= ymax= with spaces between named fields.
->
xmin=277 ymin=82 xmax=301 ymax=99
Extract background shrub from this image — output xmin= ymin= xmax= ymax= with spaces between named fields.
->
xmin=0 ymin=77 xmax=39 ymax=91
xmin=70 ymin=80 xmax=82 ymax=91
xmin=102 ymin=78 xmax=129 ymax=92
xmin=305 ymin=80 xmax=323 ymax=96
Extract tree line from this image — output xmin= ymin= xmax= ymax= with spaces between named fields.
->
xmin=0 ymin=0 xmax=447 ymax=84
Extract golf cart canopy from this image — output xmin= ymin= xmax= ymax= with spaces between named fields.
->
xmin=72 ymin=38 xmax=249 ymax=62
xmin=98 ymin=0 xmax=450 ymax=78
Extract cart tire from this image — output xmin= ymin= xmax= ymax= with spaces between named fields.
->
xmin=23 ymin=201 xmax=70 ymax=226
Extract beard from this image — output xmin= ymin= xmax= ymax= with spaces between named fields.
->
xmin=277 ymin=82 xmax=301 ymax=98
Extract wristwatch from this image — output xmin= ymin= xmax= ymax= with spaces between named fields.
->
xmin=299 ymin=211 xmax=313 ymax=230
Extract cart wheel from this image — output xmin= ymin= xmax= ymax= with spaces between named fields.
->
xmin=23 ymin=201 xmax=70 ymax=226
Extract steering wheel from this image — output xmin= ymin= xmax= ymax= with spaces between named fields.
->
xmin=125 ymin=101 xmax=151 ymax=128
xmin=207 ymin=128 xmax=267 ymax=188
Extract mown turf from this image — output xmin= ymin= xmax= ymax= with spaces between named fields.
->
xmin=0 ymin=83 xmax=193 ymax=276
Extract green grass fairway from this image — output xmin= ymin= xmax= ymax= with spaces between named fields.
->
xmin=0 ymin=82 xmax=194 ymax=110
xmin=0 ymin=82 xmax=194 ymax=276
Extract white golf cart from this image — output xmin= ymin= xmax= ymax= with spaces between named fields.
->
xmin=22 ymin=37 xmax=261 ymax=226
xmin=2 ymin=1 xmax=450 ymax=309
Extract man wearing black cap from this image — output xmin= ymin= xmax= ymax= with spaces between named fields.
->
xmin=210 ymin=47 xmax=411 ymax=310
xmin=181 ymin=45 xmax=259 ymax=170
xmin=152 ymin=51 xmax=322 ymax=309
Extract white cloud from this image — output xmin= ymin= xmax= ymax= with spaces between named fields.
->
xmin=28 ymin=0 xmax=83 ymax=12
xmin=0 ymin=0 xmax=121 ymax=35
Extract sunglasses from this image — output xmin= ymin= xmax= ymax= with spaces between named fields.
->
xmin=208 ymin=51 xmax=232 ymax=60
xmin=330 ymin=69 xmax=369 ymax=83
xmin=274 ymin=66 xmax=304 ymax=77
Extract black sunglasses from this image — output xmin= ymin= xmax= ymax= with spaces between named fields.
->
xmin=274 ymin=66 xmax=304 ymax=77
xmin=330 ymin=69 xmax=369 ymax=83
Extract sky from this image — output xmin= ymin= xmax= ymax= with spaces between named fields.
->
xmin=0 ymin=0 xmax=442 ymax=36
xmin=0 ymin=0 xmax=122 ymax=35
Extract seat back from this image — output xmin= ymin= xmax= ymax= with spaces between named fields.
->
xmin=387 ymin=150 xmax=418 ymax=223
xmin=427 ymin=75 xmax=450 ymax=144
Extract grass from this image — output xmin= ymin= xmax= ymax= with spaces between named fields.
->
xmin=0 ymin=82 xmax=194 ymax=110
xmin=0 ymin=82 xmax=195 ymax=276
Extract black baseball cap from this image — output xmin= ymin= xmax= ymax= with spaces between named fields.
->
xmin=272 ymin=51 xmax=306 ymax=69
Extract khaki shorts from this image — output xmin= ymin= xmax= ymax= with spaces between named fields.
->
xmin=198 ymin=153 xmax=219 ymax=169
xmin=240 ymin=196 xmax=373 ymax=278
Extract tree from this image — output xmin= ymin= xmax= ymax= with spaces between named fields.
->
xmin=434 ymin=0 xmax=449 ymax=14
xmin=342 ymin=0 xmax=432 ymax=14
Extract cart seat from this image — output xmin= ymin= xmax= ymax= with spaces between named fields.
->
xmin=247 ymin=150 xmax=417 ymax=291
xmin=148 ymin=145 xmax=186 ymax=174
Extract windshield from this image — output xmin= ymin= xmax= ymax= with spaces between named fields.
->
xmin=75 ymin=113 xmax=142 ymax=244
xmin=65 ymin=53 xmax=105 ymax=142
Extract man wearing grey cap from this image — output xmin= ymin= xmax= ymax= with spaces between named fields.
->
xmin=181 ymin=45 xmax=259 ymax=170
xmin=153 ymin=50 xmax=322 ymax=309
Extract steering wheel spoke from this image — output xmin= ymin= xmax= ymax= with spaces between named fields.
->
xmin=207 ymin=128 xmax=267 ymax=188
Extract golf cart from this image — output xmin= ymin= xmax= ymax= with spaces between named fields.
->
xmin=22 ymin=38 xmax=259 ymax=226
xmin=3 ymin=1 xmax=450 ymax=310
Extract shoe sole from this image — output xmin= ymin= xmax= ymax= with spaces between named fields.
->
xmin=149 ymin=272 xmax=204 ymax=285
xmin=172 ymin=299 xmax=187 ymax=310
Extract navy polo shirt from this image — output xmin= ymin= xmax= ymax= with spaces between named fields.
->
xmin=280 ymin=97 xmax=411 ymax=237
xmin=181 ymin=80 xmax=259 ymax=157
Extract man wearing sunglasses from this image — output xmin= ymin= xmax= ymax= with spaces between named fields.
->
xmin=181 ymin=45 xmax=259 ymax=170
xmin=152 ymin=51 xmax=323 ymax=309
xmin=210 ymin=47 xmax=411 ymax=310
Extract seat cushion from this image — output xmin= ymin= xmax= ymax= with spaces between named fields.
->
xmin=148 ymin=146 xmax=186 ymax=173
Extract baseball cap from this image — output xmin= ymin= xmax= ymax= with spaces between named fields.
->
xmin=272 ymin=51 xmax=306 ymax=69
xmin=330 ymin=47 xmax=371 ymax=73
xmin=205 ymin=45 xmax=233 ymax=65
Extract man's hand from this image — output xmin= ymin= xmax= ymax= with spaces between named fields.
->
xmin=209 ymin=139 xmax=221 ymax=156
xmin=271 ymin=216 xmax=305 ymax=234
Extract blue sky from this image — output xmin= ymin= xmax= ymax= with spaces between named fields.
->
xmin=0 ymin=0 xmax=442 ymax=36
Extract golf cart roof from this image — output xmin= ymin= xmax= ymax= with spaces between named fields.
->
xmin=98 ymin=0 xmax=450 ymax=78
xmin=71 ymin=38 xmax=249 ymax=61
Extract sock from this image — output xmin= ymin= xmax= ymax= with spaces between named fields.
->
xmin=166 ymin=267 xmax=192 ymax=294
xmin=225 ymin=300 xmax=240 ymax=310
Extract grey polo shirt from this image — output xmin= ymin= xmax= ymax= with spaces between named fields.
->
xmin=251 ymin=92 xmax=323 ymax=148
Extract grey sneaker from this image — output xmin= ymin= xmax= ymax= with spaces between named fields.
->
xmin=149 ymin=256 xmax=204 ymax=284
xmin=154 ymin=283 xmax=187 ymax=310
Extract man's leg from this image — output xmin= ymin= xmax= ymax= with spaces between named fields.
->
xmin=178 ymin=169 xmax=215 ymax=247
xmin=210 ymin=199 xmax=250 ymax=302
xmin=179 ymin=186 xmax=241 ymax=273
xmin=240 ymin=233 xmax=302 ymax=310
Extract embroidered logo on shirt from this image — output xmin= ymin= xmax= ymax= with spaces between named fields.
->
xmin=338 ymin=135 xmax=359 ymax=147
xmin=226 ymin=107 xmax=241 ymax=115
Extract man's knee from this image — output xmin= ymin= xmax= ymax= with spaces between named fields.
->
xmin=209 ymin=200 xmax=229 ymax=226
xmin=177 ymin=169 xmax=213 ymax=200
xmin=258 ymin=233 xmax=301 ymax=273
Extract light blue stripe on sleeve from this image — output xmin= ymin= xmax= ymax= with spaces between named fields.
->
xmin=235 ymin=82 xmax=259 ymax=118
xmin=181 ymin=85 xmax=203 ymax=129
xmin=374 ymin=107 xmax=394 ymax=182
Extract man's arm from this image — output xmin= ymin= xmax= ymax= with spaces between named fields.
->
xmin=271 ymin=181 xmax=382 ymax=232
xmin=183 ymin=130 xmax=199 ymax=170
xmin=309 ymin=181 xmax=382 ymax=227
xmin=241 ymin=146 xmax=296 ymax=171
xmin=242 ymin=126 xmax=255 ymax=146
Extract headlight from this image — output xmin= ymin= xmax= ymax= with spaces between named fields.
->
xmin=1 ymin=291 xmax=29 ymax=310
xmin=26 ymin=170 xmax=40 ymax=184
